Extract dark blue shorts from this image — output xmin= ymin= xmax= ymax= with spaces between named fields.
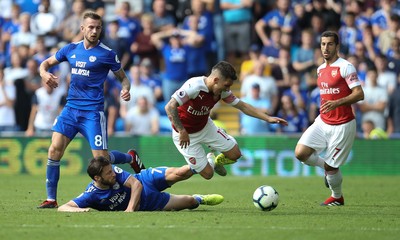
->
xmin=52 ymin=106 xmax=108 ymax=150
xmin=135 ymin=167 xmax=171 ymax=211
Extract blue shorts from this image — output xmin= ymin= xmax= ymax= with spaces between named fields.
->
xmin=52 ymin=106 xmax=108 ymax=150
xmin=135 ymin=167 xmax=171 ymax=211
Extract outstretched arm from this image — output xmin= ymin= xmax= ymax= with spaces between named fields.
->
xmin=124 ymin=176 xmax=142 ymax=212
xmin=233 ymin=100 xmax=288 ymax=125
xmin=58 ymin=201 xmax=91 ymax=212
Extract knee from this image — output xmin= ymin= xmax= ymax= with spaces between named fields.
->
xmin=200 ymin=172 xmax=214 ymax=180
xmin=48 ymin=144 xmax=64 ymax=159
xmin=224 ymin=147 xmax=242 ymax=161
xmin=294 ymin=145 xmax=308 ymax=162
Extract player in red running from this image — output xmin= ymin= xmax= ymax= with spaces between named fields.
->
xmin=294 ymin=31 xmax=364 ymax=206
xmin=165 ymin=61 xmax=287 ymax=180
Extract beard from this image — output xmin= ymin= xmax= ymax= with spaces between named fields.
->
xmin=99 ymin=177 xmax=116 ymax=187
xmin=85 ymin=35 xmax=99 ymax=44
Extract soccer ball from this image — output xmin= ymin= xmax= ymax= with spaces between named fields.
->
xmin=252 ymin=185 xmax=279 ymax=211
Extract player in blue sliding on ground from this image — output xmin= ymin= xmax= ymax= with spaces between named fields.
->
xmin=58 ymin=156 xmax=224 ymax=212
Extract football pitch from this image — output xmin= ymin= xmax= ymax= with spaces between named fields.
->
xmin=1 ymin=174 xmax=399 ymax=240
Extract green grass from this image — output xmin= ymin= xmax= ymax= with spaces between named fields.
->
xmin=1 ymin=174 xmax=399 ymax=240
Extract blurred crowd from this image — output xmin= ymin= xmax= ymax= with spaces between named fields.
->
xmin=0 ymin=0 xmax=400 ymax=139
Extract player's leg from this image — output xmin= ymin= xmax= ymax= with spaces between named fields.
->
xmin=172 ymin=129 xmax=214 ymax=179
xmin=38 ymin=107 xmax=78 ymax=208
xmin=38 ymin=132 xmax=72 ymax=208
xmin=163 ymin=194 xmax=199 ymax=211
xmin=203 ymin=119 xmax=240 ymax=174
xmin=83 ymin=110 xmax=143 ymax=172
xmin=164 ymin=165 xmax=194 ymax=186
xmin=163 ymin=194 xmax=224 ymax=211
xmin=321 ymin=120 xmax=356 ymax=206
xmin=295 ymin=117 xmax=326 ymax=168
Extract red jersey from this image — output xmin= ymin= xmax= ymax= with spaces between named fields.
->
xmin=317 ymin=58 xmax=361 ymax=125
xmin=171 ymin=76 xmax=239 ymax=133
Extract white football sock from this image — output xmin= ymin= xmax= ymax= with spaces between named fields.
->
xmin=303 ymin=152 xmax=325 ymax=169
xmin=326 ymin=170 xmax=343 ymax=198
xmin=207 ymin=153 xmax=215 ymax=169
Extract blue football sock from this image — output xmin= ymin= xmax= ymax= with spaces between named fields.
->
xmin=194 ymin=195 xmax=203 ymax=204
xmin=46 ymin=159 xmax=60 ymax=201
xmin=109 ymin=150 xmax=131 ymax=164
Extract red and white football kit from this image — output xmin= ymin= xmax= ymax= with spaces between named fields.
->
xmin=171 ymin=76 xmax=240 ymax=172
xmin=298 ymin=58 xmax=362 ymax=168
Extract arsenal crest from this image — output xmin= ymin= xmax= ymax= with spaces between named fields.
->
xmin=189 ymin=157 xmax=196 ymax=165
xmin=331 ymin=69 xmax=337 ymax=77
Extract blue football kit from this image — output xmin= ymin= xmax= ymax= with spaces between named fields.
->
xmin=52 ymin=41 xmax=121 ymax=149
xmin=73 ymin=166 xmax=171 ymax=211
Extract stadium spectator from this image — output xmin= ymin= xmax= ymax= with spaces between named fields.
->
xmin=125 ymin=95 xmax=160 ymax=135
xmin=102 ymin=19 xmax=131 ymax=70
xmin=273 ymin=94 xmax=308 ymax=133
xmin=240 ymin=60 xmax=278 ymax=114
xmin=239 ymin=43 xmax=270 ymax=83
xmin=255 ymin=0 xmax=295 ymax=46
xmin=30 ymin=0 xmax=60 ymax=48
xmin=373 ymin=54 xmax=397 ymax=95
xmin=139 ymin=58 xmax=163 ymax=103
xmin=116 ymin=1 xmax=141 ymax=47
xmin=220 ymin=0 xmax=253 ymax=63
xmin=0 ymin=67 xmax=17 ymax=132
xmin=1 ymin=3 xmax=20 ymax=67
xmin=130 ymin=13 xmax=160 ymax=72
xmin=259 ymin=27 xmax=282 ymax=64
xmin=104 ymin=76 xmax=122 ymax=135
xmin=24 ymin=58 xmax=42 ymax=96
xmin=60 ymin=0 xmax=86 ymax=43
xmin=387 ymin=77 xmax=400 ymax=137
xmin=358 ymin=67 xmax=389 ymax=131
xmin=370 ymin=0 xmax=399 ymax=38
xmin=378 ymin=13 xmax=400 ymax=57
xmin=15 ymin=0 xmax=40 ymax=15
xmin=151 ymin=0 xmax=176 ymax=32
xmin=184 ymin=0 xmax=217 ymax=70
xmin=308 ymin=86 xmax=320 ymax=123
xmin=339 ymin=11 xmax=362 ymax=55
xmin=180 ymin=15 xmax=208 ymax=78
xmin=151 ymin=28 xmax=188 ymax=101
xmin=269 ymin=47 xmax=293 ymax=96
xmin=9 ymin=12 xmax=37 ymax=52
xmin=282 ymin=74 xmax=307 ymax=111
xmin=119 ymin=65 xmax=155 ymax=119
xmin=292 ymin=29 xmax=316 ymax=91
xmin=84 ymin=0 xmax=105 ymax=17
xmin=57 ymin=156 xmax=224 ymax=212
xmin=361 ymin=119 xmax=388 ymax=140
xmin=306 ymin=0 xmax=342 ymax=31
xmin=3 ymin=51 xmax=29 ymax=85
xmin=25 ymin=81 xmax=65 ymax=137
xmin=240 ymin=83 xmax=272 ymax=135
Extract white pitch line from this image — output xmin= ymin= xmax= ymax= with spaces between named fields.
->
xmin=18 ymin=224 xmax=400 ymax=232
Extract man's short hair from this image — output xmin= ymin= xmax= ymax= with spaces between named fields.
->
xmin=82 ymin=11 xmax=102 ymax=23
xmin=87 ymin=156 xmax=110 ymax=180
xmin=321 ymin=31 xmax=340 ymax=45
xmin=211 ymin=61 xmax=237 ymax=81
